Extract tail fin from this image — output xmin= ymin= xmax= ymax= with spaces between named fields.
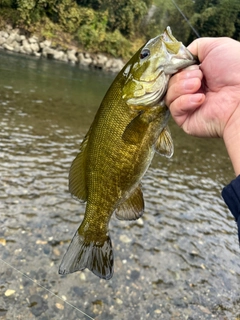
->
xmin=58 ymin=230 xmax=114 ymax=280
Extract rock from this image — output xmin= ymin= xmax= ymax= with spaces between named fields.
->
xmin=6 ymin=33 xmax=17 ymax=45
xmin=95 ymin=53 xmax=108 ymax=68
xmin=0 ymin=26 xmax=124 ymax=73
xmin=19 ymin=35 xmax=26 ymax=41
xmin=119 ymin=234 xmax=132 ymax=243
xmin=30 ymin=42 xmax=40 ymax=53
xmin=78 ymin=52 xmax=92 ymax=66
xmin=28 ymin=36 xmax=38 ymax=44
xmin=5 ymin=24 xmax=13 ymax=32
xmin=3 ymin=43 xmax=14 ymax=51
xmin=0 ymin=36 xmax=6 ymax=46
xmin=29 ymin=294 xmax=48 ymax=317
xmin=40 ymin=39 xmax=52 ymax=49
xmin=0 ymin=31 xmax=9 ymax=39
xmin=109 ymin=58 xmax=124 ymax=72
xmin=53 ymin=50 xmax=68 ymax=62
xmin=22 ymin=39 xmax=32 ymax=54
xmin=12 ymin=41 xmax=21 ymax=53
xmin=19 ymin=46 xmax=26 ymax=54
xmin=33 ymin=51 xmax=41 ymax=57
xmin=14 ymin=33 xmax=22 ymax=42
xmin=67 ymin=49 xmax=78 ymax=63
xmin=105 ymin=58 xmax=113 ymax=70
xmin=5 ymin=289 xmax=15 ymax=296
xmin=42 ymin=46 xmax=56 ymax=59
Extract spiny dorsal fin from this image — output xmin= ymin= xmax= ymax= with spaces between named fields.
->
xmin=154 ymin=126 xmax=174 ymax=158
xmin=115 ymin=185 xmax=144 ymax=220
xmin=69 ymin=128 xmax=91 ymax=202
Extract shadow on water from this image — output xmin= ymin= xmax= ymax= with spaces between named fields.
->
xmin=0 ymin=50 xmax=240 ymax=320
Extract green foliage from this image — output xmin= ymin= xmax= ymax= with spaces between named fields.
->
xmin=2 ymin=0 xmax=240 ymax=59
xmin=190 ymin=0 xmax=240 ymax=41
xmin=144 ymin=0 xmax=195 ymax=44
xmin=148 ymin=0 xmax=240 ymax=44
xmin=78 ymin=0 xmax=150 ymax=37
xmin=0 ymin=0 xmax=15 ymax=7
xmin=76 ymin=9 xmax=133 ymax=57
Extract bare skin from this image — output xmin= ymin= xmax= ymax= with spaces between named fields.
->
xmin=165 ymin=37 xmax=240 ymax=176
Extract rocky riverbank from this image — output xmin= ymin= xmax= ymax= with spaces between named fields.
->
xmin=0 ymin=26 xmax=124 ymax=73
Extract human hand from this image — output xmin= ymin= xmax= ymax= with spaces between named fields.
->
xmin=165 ymin=37 xmax=240 ymax=138
xmin=165 ymin=37 xmax=240 ymax=175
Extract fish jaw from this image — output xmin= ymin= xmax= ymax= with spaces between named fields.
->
xmin=162 ymin=26 xmax=198 ymax=74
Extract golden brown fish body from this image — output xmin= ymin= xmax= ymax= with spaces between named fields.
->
xmin=59 ymin=27 xmax=197 ymax=279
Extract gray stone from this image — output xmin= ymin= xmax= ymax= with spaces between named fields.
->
xmin=67 ymin=49 xmax=78 ymax=63
xmin=40 ymin=39 xmax=52 ymax=49
xmin=78 ymin=52 xmax=92 ymax=66
xmin=108 ymin=58 xmax=124 ymax=72
xmin=12 ymin=41 xmax=20 ymax=52
xmin=0 ymin=31 xmax=9 ymax=39
xmin=6 ymin=33 xmax=16 ymax=44
xmin=3 ymin=43 xmax=14 ymax=51
xmin=53 ymin=50 xmax=68 ymax=62
xmin=19 ymin=35 xmax=26 ymax=41
xmin=96 ymin=53 xmax=108 ymax=68
xmin=30 ymin=42 xmax=40 ymax=53
xmin=22 ymin=39 xmax=32 ymax=54
xmin=19 ymin=46 xmax=26 ymax=54
xmin=28 ymin=36 xmax=38 ymax=44
xmin=0 ymin=36 xmax=6 ymax=46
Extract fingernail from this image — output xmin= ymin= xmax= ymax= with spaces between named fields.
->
xmin=184 ymin=79 xmax=196 ymax=90
xmin=189 ymin=93 xmax=204 ymax=103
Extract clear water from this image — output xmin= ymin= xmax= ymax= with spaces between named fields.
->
xmin=0 ymin=50 xmax=239 ymax=320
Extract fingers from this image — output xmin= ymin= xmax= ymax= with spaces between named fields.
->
xmin=168 ymin=93 xmax=205 ymax=127
xmin=164 ymin=65 xmax=205 ymax=129
xmin=165 ymin=65 xmax=203 ymax=107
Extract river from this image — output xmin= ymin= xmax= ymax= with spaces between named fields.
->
xmin=0 ymin=50 xmax=239 ymax=320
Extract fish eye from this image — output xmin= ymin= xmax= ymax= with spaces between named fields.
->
xmin=140 ymin=48 xmax=150 ymax=60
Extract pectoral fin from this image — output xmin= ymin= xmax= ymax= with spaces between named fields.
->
xmin=115 ymin=185 xmax=144 ymax=220
xmin=122 ymin=113 xmax=148 ymax=145
xmin=154 ymin=126 xmax=174 ymax=158
xmin=69 ymin=128 xmax=91 ymax=202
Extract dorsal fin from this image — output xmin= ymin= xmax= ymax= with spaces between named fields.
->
xmin=154 ymin=126 xmax=174 ymax=158
xmin=115 ymin=185 xmax=144 ymax=220
xmin=69 ymin=128 xmax=91 ymax=202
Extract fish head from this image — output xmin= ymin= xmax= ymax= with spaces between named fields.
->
xmin=122 ymin=26 xmax=198 ymax=107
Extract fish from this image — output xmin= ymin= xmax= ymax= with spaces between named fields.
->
xmin=59 ymin=26 xmax=198 ymax=280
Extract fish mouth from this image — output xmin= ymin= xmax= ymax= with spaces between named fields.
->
xmin=161 ymin=26 xmax=199 ymax=72
xmin=163 ymin=26 xmax=176 ymax=43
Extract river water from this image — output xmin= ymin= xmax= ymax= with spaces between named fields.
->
xmin=0 ymin=50 xmax=239 ymax=320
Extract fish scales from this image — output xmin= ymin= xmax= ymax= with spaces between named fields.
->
xmin=59 ymin=27 xmax=198 ymax=279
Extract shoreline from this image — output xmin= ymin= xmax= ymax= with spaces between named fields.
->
xmin=0 ymin=25 xmax=124 ymax=73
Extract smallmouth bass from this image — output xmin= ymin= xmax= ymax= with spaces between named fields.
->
xmin=59 ymin=27 xmax=197 ymax=279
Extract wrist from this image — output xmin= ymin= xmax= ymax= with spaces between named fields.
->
xmin=223 ymin=105 xmax=240 ymax=176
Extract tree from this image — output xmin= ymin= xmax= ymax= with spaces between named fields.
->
xmin=189 ymin=0 xmax=240 ymax=41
